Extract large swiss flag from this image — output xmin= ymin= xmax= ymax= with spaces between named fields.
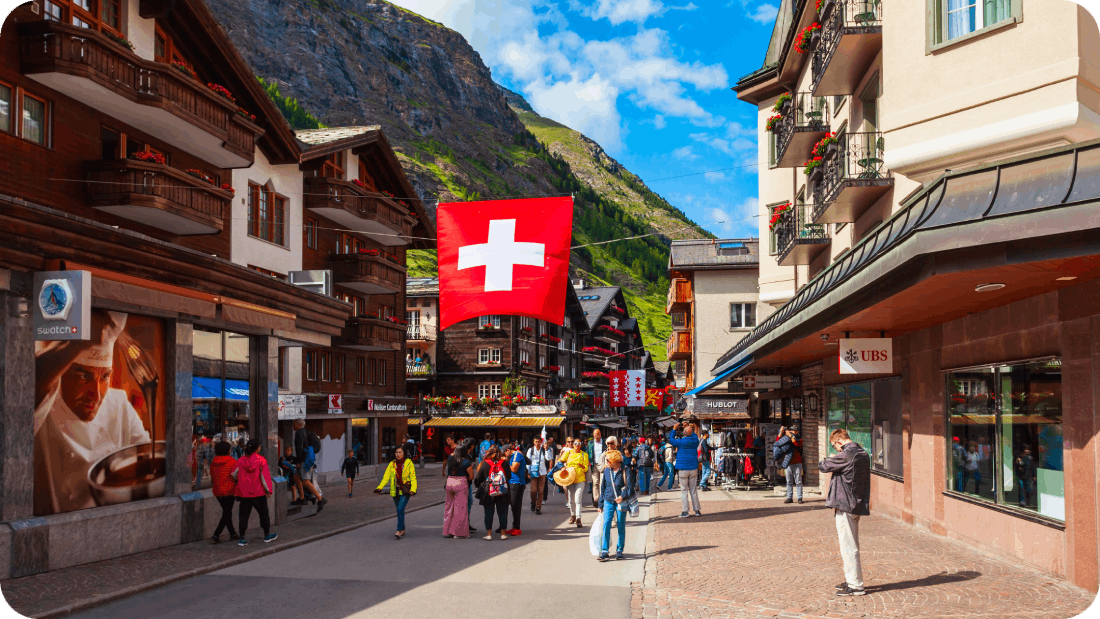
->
xmin=437 ymin=197 xmax=573 ymax=330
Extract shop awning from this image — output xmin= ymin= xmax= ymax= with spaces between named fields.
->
xmin=406 ymin=418 xmax=419 ymax=425
xmin=600 ymin=422 xmax=628 ymax=429
xmin=422 ymin=417 xmax=564 ymax=428
xmin=191 ymin=377 xmax=249 ymax=401
xmin=689 ymin=355 xmax=753 ymax=394
xmin=495 ymin=417 xmax=565 ymax=427
xmin=655 ymin=416 xmax=678 ymax=429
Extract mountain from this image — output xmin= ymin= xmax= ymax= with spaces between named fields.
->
xmin=205 ymin=0 xmax=713 ymax=360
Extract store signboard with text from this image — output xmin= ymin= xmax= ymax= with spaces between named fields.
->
xmin=279 ymin=394 xmax=306 ymax=420
xmin=839 ymin=338 xmax=893 ymax=374
xmin=743 ymin=375 xmax=781 ymax=390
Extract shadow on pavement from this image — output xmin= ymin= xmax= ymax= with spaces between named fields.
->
xmin=867 ymin=570 xmax=982 ymax=593
xmin=650 ymin=503 xmax=832 ymax=523
xmin=652 ymin=545 xmax=719 ymax=556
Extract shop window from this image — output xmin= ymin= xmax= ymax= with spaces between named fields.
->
xmin=248 ymin=183 xmax=286 ymax=246
xmin=826 ymin=378 xmax=902 ymax=478
xmin=191 ymin=328 xmax=252 ymax=490
xmin=946 ymin=359 xmax=1063 ymax=521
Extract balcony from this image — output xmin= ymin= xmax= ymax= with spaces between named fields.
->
xmin=19 ymin=21 xmax=262 ymax=168
xmin=304 ymin=177 xmax=414 ymax=247
xmin=811 ymin=132 xmax=893 ymax=224
xmin=336 ymin=318 xmax=404 ymax=351
xmin=406 ymin=324 xmax=436 ymax=342
xmin=593 ymin=324 xmax=625 ymax=344
xmin=406 ymin=361 xmax=434 ymax=380
xmin=665 ymin=278 xmax=692 ymax=314
xmin=811 ymin=0 xmax=883 ymax=97
xmin=667 ymin=331 xmax=691 ymax=361
xmin=776 ymin=203 xmax=831 ymax=267
xmin=84 ymin=159 xmax=231 ymax=235
xmin=330 ymin=252 xmax=406 ymax=294
xmin=774 ymin=93 xmax=830 ymax=167
xmin=670 ymin=311 xmax=689 ymax=331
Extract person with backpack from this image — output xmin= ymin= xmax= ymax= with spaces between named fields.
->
xmin=774 ymin=425 xmax=803 ymax=504
xmin=478 ymin=432 xmax=494 ymax=462
xmin=634 ymin=437 xmax=655 ymax=496
xmin=505 ymin=442 xmax=529 ymax=536
xmin=234 ymin=439 xmax=277 ymax=546
xmin=209 ymin=440 xmax=238 ymax=544
xmin=443 ymin=439 xmax=475 ymax=539
xmin=473 ymin=445 xmax=511 ymax=540
xmin=374 ymin=445 xmax=417 ymax=539
xmin=341 ymin=449 xmax=360 ymax=498
xmin=657 ymin=439 xmax=677 ymax=491
xmin=526 ymin=437 xmax=552 ymax=514
xmin=699 ymin=430 xmax=714 ymax=491
xmin=293 ymin=420 xmax=328 ymax=512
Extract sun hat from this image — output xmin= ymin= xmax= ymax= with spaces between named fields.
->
xmin=554 ymin=466 xmax=577 ymax=486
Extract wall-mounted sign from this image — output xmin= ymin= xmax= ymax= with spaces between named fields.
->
xmin=367 ymin=400 xmax=408 ymax=412
xmin=743 ymin=375 xmax=781 ymax=390
xmin=327 ymin=393 xmax=343 ymax=415
xmin=351 ymin=418 xmax=370 ymax=427
xmin=517 ymin=405 xmax=557 ymax=415
xmin=33 ymin=271 xmax=91 ymax=341
xmin=278 ymin=394 xmax=306 ymax=420
xmin=839 ymin=338 xmax=893 ymax=374
xmin=698 ymin=398 xmax=748 ymax=412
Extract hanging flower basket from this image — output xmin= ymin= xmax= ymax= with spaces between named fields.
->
xmin=773 ymin=93 xmax=792 ymax=115
xmin=794 ymin=23 xmax=822 ymax=54
xmin=171 ymin=61 xmax=196 ymax=80
xmin=765 ymin=114 xmax=784 ymax=133
xmin=811 ymin=133 xmax=838 ymax=159
xmin=186 ymin=169 xmax=214 ymax=184
xmin=220 ymin=183 xmax=235 ymax=195
xmin=803 ymin=156 xmax=825 ymax=182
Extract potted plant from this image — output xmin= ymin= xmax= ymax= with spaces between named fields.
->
xmin=803 ymin=156 xmax=825 ymax=183
xmin=206 ymin=83 xmax=236 ymax=102
xmin=811 ymin=132 xmax=839 ymax=160
xmin=794 ymin=23 xmax=822 ymax=54
xmin=773 ymin=92 xmax=792 ymax=115
xmin=104 ymin=31 xmax=135 ymax=52
xmin=128 ymin=151 xmax=166 ymax=165
xmin=186 ymin=169 xmax=214 ymax=184
xmin=769 ymin=202 xmax=791 ymax=232
xmin=170 ymin=61 xmax=195 ymax=80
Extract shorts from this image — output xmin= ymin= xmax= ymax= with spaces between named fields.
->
xmin=346 ymin=476 xmax=356 ymax=482
xmin=300 ymin=465 xmax=316 ymax=483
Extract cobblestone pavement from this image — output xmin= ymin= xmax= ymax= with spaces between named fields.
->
xmin=634 ymin=489 xmax=1096 ymax=619
xmin=0 ymin=466 xmax=446 ymax=619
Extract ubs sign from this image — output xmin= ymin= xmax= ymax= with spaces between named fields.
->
xmin=839 ymin=338 xmax=893 ymax=374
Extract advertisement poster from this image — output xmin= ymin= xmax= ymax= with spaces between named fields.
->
xmin=33 ymin=309 xmax=166 ymax=516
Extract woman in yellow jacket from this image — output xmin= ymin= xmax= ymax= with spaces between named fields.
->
xmin=375 ymin=445 xmax=418 ymax=539
xmin=558 ymin=437 xmax=589 ymax=528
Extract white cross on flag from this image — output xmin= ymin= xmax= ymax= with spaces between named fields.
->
xmin=609 ymin=370 xmax=645 ymax=407
xmin=437 ymin=197 xmax=573 ymax=330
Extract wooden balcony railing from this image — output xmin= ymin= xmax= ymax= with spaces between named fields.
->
xmin=84 ymin=159 xmax=231 ymax=235
xmin=666 ymin=278 xmax=692 ymax=313
xmin=304 ymin=177 xmax=414 ymax=239
xmin=667 ymin=331 xmax=692 ymax=360
xmin=330 ymin=252 xmax=406 ymax=294
xmin=19 ymin=21 xmax=261 ymax=165
xmin=338 ymin=318 xmax=404 ymax=351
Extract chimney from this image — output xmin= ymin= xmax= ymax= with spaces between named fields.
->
xmin=572 ymin=279 xmax=586 ymax=290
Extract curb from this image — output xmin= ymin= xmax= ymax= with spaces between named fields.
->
xmin=25 ymin=499 xmax=446 ymax=619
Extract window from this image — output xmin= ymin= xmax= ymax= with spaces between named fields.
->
xmin=563 ymin=317 xmax=570 ymax=328
xmin=248 ymin=184 xmax=286 ymax=246
xmin=946 ymin=359 xmax=1063 ymax=521
xmin=768 ymin=130 xmax=777 ymax=169
xmin=717 ymin=242 xmax=748 ymax=257
xmin=305 ymin=351 xmax=316 ymax=381
xmin=477 ymin=384 xmax=502 ymax=398
xmin=334 ymin=354 xmax=345 ymax=382
xmin=378 ymin=359 xmax=386 ymax=386
xmin=859 ymin=74 xmax=879 ymax=132
xmin=930 ymin=0 xmax=1019 ymax=48
xmin=357 ymin=159 xmax=377 ymax=190
xmin=21 ymin=93 xmax=47 ymax=146
xmin=318 ymin=352 xmax=330 ymax=382
xmin=571 ymin=367 xmax=576 ymax=379
xmin=43 ymin=0 xmax=124 ymax=36
xmin=478 ymin=348 xmax=501 ymax=364
xmin=827 ymin=379 xmax=903 ymax=478
xmin=367 ymin=358 xmax=376 ymax=385
xmin=99 ymin=0 xmax=119 ymax=30
xmin=356 ymin=357 xmax=365 ymax=384
xmin=520 ymin=350 xmax=530 ymax=365
xmin=730 ymin=303 xmax=756 ymax=329
xmin=0 ymin=84 xmax=11 ymax=133
xmin=322 ymin=151 xmax=345 ymax=180
xmin=277 ymin=348 xmax=288 ymax=390
xmin=478 ymin=315 xmax=501 ymax=328
xmin=154 ymin=25 xmax=192 ymax=68
xmin=43 ymin=0 xmax=64 ymax=20
xmin=305 ymin=219 xmax=318 ymax=249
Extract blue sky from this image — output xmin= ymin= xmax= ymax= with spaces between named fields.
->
xmin=386 ymin=0 xmax=778 ymax=240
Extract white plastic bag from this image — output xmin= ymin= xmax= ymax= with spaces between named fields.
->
xmin=589 ymin=515 xmax=605 ymax=556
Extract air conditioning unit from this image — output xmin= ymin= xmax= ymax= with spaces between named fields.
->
xmin=289 ymin=270 xmax=332 ymax=297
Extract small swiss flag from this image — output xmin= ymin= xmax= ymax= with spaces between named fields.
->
xmin=437 ymin=197 xmax=573 ymax=330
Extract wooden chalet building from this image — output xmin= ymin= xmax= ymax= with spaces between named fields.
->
xmin=0 ymin=0 xmax=431 ymax=577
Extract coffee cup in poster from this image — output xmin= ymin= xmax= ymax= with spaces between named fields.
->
xmin=33 ymin=309 xmax=166 ymax=516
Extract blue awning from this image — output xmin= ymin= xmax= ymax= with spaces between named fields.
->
xmin=192 ymin=377 xmax=250 ymax=402
xmin=685 ymin=355 xmax=753 ymax=397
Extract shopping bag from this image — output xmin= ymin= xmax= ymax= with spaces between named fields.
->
xmin=589 ymin=516 xmax=605 ymax=556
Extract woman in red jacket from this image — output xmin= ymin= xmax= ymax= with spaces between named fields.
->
xmin=235 ymin=439 xmax=277 ymax=546
xmin=209 ymin=441 xmax=239 ymax=544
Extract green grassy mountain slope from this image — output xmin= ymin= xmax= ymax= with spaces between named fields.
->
xmin=207 ymin=0 xmax=709 ymax=360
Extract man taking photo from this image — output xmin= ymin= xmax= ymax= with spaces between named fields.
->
xmin=774 ymin=425 xmax=804 ymax=504
xmin=819 ymin=429 xmax=871 ymax=597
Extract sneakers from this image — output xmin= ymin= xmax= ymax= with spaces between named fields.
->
xmin=263 ymin=533 xmax=278 ymax=543
xmin=210 ymin=535 xmax=221 ymax=544
xmin=499 ymin=533 xmax=509 ymax=540
xmin=509 ymin=529 xmax=522 ymax=536
xmin=469 ymin=526 xmax=477 ymax=533
xmin=598 ymin=552 xmax=609 ymax=562
xmin=679 ymin=512 xmax=689 ymax=518
xmin=798 ymin=498 xmax=804 ymax=504
xmin=694 ymin=510 xmax=702 ymax=517
xmin=317 ymin=497 xmax=328 ymax=512
xmin=482 ymin=535 xmax=493 ymax=541
xmin=536 ymin=508 xmax=542 ymax=515
xmin=836 ymin=585 xmax=866 ymax=596
xmin=615 ymin=551 xmax=624 ymax=560
xmin=784 ymin=498 xmax=794 ymax=504
xmin=238 ymin=538 xmax=248 ymax=547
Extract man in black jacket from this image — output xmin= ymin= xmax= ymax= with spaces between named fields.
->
xmin=819 ymin=428 xmax=870 ymax=597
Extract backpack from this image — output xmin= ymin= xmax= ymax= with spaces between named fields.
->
xmin=637 ymin=445 xmax=653 ymax=467
xmin=488 ymin=459 xmax=509 ymax=497
xmin=308 ymin=431 xmax=322 ymax=457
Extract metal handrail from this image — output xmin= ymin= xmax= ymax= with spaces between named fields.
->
xmin=812 ymin=0 xmax=882 ymax=90
xmin=811 ymin=131 xmax=889 ymax=220
xmin=775 ymin=92 xmax=829 ymax=165
xmin=776 ymin=202 xmax=830 ymax=260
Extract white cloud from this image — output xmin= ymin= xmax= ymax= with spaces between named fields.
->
xmin=583 ymin=0 xmax=665 ymax=25
xmin=526 ymin=74 xmax=625 ymax=150
xmin=653 ymin=114 xmax=666 ymax=129
xmin=705 ymin=198 xmax=759 ymax=236
xmin=704 ymin=171 xmax=726 ymax=182
xmin=748 ymin=3 xmax=778 ymax=23
xmin=672 ymin=145 xmax=696 ymax=160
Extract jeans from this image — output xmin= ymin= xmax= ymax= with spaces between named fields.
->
xmin=565 ymin=482 xmax=586 ymax=518
xmin=638 ymin=467 xmax=652 ymax=494
xmin=785 ymin=463 xmax=803 ymax=500
xmin=700 ymin=460 xmax=712 ymax=488
xmin=484 ymin=500 xmax=509 ymax=532
xmin=214 ymin=495 xmax=238 ymax=539
xmin=393 ymin=494 xmax=410 ymax=532
xmin=238 ymin=496 xmax=270 ymax=538
xmin=678 ymin=469 xmax=700 ymax=513
xmin=600 ymin=499 xmax=627 ymax=554
xmin=509 ymin=483 xmax=526 ymax=530
xmin=835 ymin=510 xmax=863 ymax=589
xmin=529 ymin=476 xmax=547 ymax=509
xmin=657 ymin=462 xmax=675 ymax=490
xmin=960 ymin=468 xmax=981 ymax=494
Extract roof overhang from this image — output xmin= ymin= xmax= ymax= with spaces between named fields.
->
xmin=713 ymin=138 xmax=1100 ymax=377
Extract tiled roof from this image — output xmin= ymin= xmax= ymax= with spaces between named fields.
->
xmin=406 ymin=277 xmax=439 ymax=295
xmin=670 ymin=238 xmax=760 ymax=268
xmin=295 ymin=126 xmax=380 ymax=146
xmin=575 ymin=285 xmax=619 ymax=329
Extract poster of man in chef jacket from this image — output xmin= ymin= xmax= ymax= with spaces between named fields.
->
xmin=33 ymin=309 xmax=166 ymax=516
